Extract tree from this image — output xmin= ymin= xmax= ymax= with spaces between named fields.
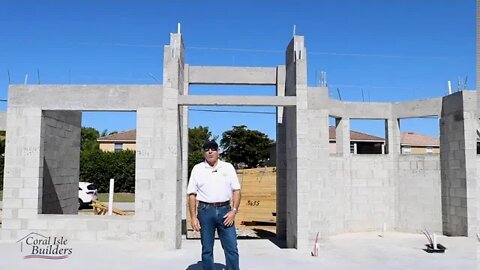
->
xmin=80 ymin=149 xmax=135 ymax=193
xmin=81 ymin=127 xmax=100 ymax=152
xmin=188 ymin=126 xmax=216 ymax=174
xmin=101 ymin=129 xmax=118 ymax=137
xmin=220 ymin=125 xmax=274 ymax=168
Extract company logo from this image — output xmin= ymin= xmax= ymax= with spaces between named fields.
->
xmin=16 ymin=232 xmax=73 ymax=259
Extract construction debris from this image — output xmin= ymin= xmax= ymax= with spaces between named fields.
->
xmin=92 ymin=200 xmax=129 ymax=216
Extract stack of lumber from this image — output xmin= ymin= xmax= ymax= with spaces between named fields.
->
xmin=92 ymin=200 xmax=129 ymax=216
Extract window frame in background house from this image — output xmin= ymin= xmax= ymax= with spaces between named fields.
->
xmin=114 ymin=142 xmax=123 ymax=152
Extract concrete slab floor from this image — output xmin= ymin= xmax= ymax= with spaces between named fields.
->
xmin=0 ymin=232 xmax=477 ymax=270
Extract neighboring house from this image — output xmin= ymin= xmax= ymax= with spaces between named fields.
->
xmin=329 ymin=126 xmax=385 ymax=154
xmin=267 ymin=127 xmax=386 ymax=165
xmin=99 ymin=128 xmax=440 ymax=157
xmin=97 ymin=130 xmax=136 ymax=152
xmin=400 ymin=131 xmax=440 ymax=154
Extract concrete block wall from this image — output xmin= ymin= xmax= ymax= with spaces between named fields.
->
xmin=1 ymin=106 xmax=43 ymax=240
xmin=298 ymin=107 xmax=330 ymax=248
xmin=396 ymin=155 xmax=442 ymax=233
xmin=136 ymin=107 xmax=177 ymax=245
xmin=329 ymin=156 xmax=395 ymax=233
xmin=41 ymin=110 xmax=81 ymax=214
xmin=1 ymin=106 xmax=175 ymax=245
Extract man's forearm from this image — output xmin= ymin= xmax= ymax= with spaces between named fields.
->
xmin=232 ymin=190 xmax=241 ymax=211
xmin=188 ymin=194 xmax=197 ymax=219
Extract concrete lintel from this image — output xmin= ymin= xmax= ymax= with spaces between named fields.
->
xmin=9 ymin=85 xmax=162 ymax=111
xmin=188 ymin=66 xmax=277 ymax=85
xmin=178 ymin=95 xmax=296 ymax=106
xmin=393 ymin=98 xmax=442 ymax=118
xmin=328 ymin=99 xmax=392 ymax=119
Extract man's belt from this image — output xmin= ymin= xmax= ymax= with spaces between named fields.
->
xmin=199 ymin=200 xmax=230 ymax=207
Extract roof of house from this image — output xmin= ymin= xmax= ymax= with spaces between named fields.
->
xmin=97 ymin=128 xmax=440 ymax=147
xmin=97 ymin=129 xmax=136 ymax=142
xmin=400 ymin=131 xmax=439 ymax=147
xmin=328 ymin=126 xmax=384 ymax=142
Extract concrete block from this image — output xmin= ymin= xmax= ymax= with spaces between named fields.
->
xmin=22 ymin=198 xmax=39 ymax=209
xmin=352 ymin=178 xmax=367 ymax=187
xmin=18 ymin=188 xmax=39 ymax=199
xmin=47 ymin=219 xmax=67 ymax=230
xmin=75 ymin=231 xmax=98 ymax=241
xmin=63 ymin=219 xmax=88 ymax=230
xmin=4 ymin=177 xmax=23 ymax=188
xmin=0 ymin=229 xmax=13 ymax=240
xmin=17 ymin=209 xmax=38 ymax=219
xmin=2 ymin=219 xmax=22 ymax=229
xmin=87 ymin=220 xmax=108 ymax=231
xmin=108 ymin=221 xmax=129 ymax=231
xmin=137 ymin=169 xmax=155 ymax=179
xmin=2 ymin=188 xmax=19 ymax=199
xmin=27 ymin=219 xmax=49 ymax=230
xmin=3 ymin=198 xmax=22 ymax=209
xmin=129 ymin=221 xmax=149 ymax=232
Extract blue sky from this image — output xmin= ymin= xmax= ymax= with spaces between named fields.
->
xmin=0 ymin=0 xmax=475 ymax=139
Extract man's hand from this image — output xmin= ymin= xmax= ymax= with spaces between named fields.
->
xmin=223 ymin=210 xmax=236 ymax=227
xmin=191 ymin=217 xmax=201 ymax=231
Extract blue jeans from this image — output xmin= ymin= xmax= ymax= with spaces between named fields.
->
xmin=198 ymin=203 xmax=239 ymax=270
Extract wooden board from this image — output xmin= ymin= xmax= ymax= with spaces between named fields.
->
xmin=235 ymin=167 xmax=276 ymax=225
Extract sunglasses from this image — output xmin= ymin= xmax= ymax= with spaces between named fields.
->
xmin=203 ymin=147 xmax=218 ymax=152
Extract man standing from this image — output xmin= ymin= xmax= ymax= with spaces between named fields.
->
xmin=187 ymin=140 xmax=241 ymax=270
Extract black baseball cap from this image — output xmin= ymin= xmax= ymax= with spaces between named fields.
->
xmin=202 ymin=140 xmax=219 ymax=151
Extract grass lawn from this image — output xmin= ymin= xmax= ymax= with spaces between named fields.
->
xmin=97 ymin=192 xmax=135 ymax=203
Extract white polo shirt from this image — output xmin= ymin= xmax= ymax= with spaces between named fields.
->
xmin=187 ymin=160 xmax=241 ymax=203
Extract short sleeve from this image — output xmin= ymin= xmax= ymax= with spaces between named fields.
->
xmin=229 ymin=164 xmax=241 ymax=191
xmin=186 ymin=166 xmax=198 ymax=195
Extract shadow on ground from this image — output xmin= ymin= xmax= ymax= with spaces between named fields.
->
xmin=235 ymin=228 xmax=287 ymax=249
xmin=186 ymin=261 xmax=226 ymax=270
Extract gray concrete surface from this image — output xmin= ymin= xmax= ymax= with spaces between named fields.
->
xmin=8 ymin=85 xmax=162 ymax=110
xmin=0 ymin=232 xmax=476 ymax=270
xmin=188 ymin=66 xmax=277 ymax=85
xmin=178 ymin=95 xmax=296 ymax=106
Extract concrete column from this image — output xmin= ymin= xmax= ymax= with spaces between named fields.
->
xmin=181 ymin=64 xmax=189 ymax=235
xmin=335 ymin=117 xmax=350 ymax=156
xmin=440 ymin=91 xmax=478 ymax=237
xmin=161 ymin=32 xmax=184 ymax=249
xmin=385 ymin=118 xmax=400 ymax=155
xmin=285 ymin=35 xmax=331 ymax=249
xmin=276 ymin=65 xmax=287 ymax=240
xmin=284 ymin=36 xmax=305 ymax=248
